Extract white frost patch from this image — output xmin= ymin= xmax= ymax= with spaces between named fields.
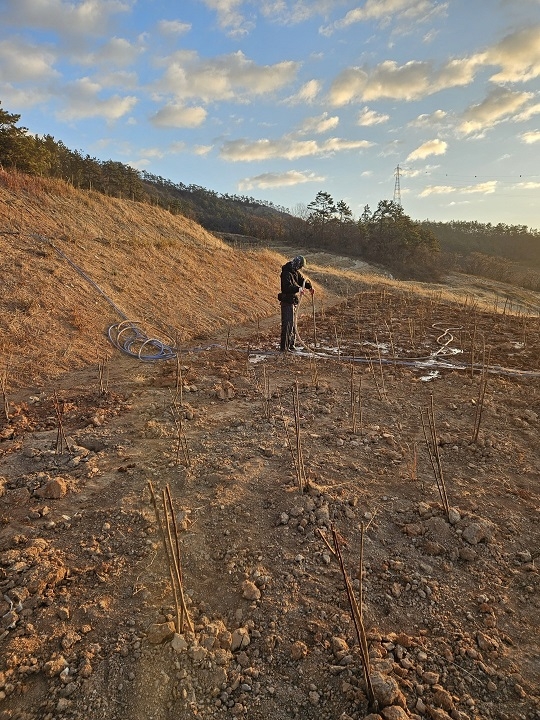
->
xmin=419 ymin=370 xmax=440 ymax=382
xmin=249 ymin=354 xmax=268 ymax=364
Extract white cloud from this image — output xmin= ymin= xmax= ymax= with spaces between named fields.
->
xmin=199 ymin=0 xmax=253 ymax=36
xmin=0 ymin=84 xmax=51 ymax=108
xmin=459 ymin=87 xmax=533 ymax=135
xmin=515 ymin=103 xmax=540 ymax=122
xmin=193 ymin=145 xmax=213 ymax=156
xmin=403 ymin=163 xmax=440 ymax=178
xmin=515 ymin=181 xmax=540 ymax=189
xmin=170 ymin=141 xmax=186 ymax=153
xmin=3 ymin=0 xmax=131 ymax=37
xmin=157 ymin=50 xmax=299 ymax=103
xmin=127 ymin=158 xmax=152 ymax=169
xmin=238 ymin=170 xmax=325 ymax=191
xmin=357 ymin=106 xmax=389 ymax=126
xmin=285 ymin=79 xmax=322 ymax=105
xmin=138 ymin=147 xmax=165 ymax=159
xmin=150 ymin=104 xmax=207 ymax=128
xmin=407 ymin=138 xmax=447 ymax=161
xmin=329 ymin=62 xmax=427 ymax=104
xmin=56 ymin=77 xmax=137 ymax=120
xmin=321 ymin=0 xmax=448 ymax=36
xmin=97 ymin=70 xmax=139 ymax=90
xmin=328 ymin=25 xmax=540 ymax=106
xmin=484 ymin=24 xmax=540 ymax=83
xmin=87 ymin=37 xmax=141 ymax=67
xmin=220 ymin=135 xmax=372 ymax=161
xmin=434 ymin=56 xmax=482 ymax=90
xmin=297 ymin=112 xmax=339 ymax=135
xmin=521 ymin=130 xmax=540 ymax=144
xmin=419 ymin=180 xmax=497 ymax=197
xmin=157 ymin=20 xmax=191 ymax=36
xmin=0 ymin=39 xmax=59 ymax=83
xmin=409 ymin=109 xmax=447 ymax=127
xmin=260 ymin=1 xmax=343 ymax=25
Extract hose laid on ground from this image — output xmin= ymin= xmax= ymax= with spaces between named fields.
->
xmin=286 ymin=290 xmax=540 ymax=378
xmin=107 ymin=320 xmax=177 ymax=361
xmin=37 ymin=234 xmax=178 ymax=361
xmin=32 ymin=234 xmax=540 ymax=377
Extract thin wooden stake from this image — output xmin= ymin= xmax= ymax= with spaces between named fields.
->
xmin=1 ymin=358 xmax=10 ymax=423
xmin=292 ymin=381 xmax=307 ymax=491
xmin=421 ymin=394 xmax=449 ymax=516
xmin=170 ymin=392 xmax=191 ymax=467
xmin=332 ymin=526 xmax=376 ymax=711
xmin=311 ymin=292 xmax=318 ymax=347
xmin=53 ymin=392 xmax=71 ymax=455
xmin=165 ymin=485 xmax=193 ymax=634
xmin=98 ymin=354 xmax=109 ymax=395
xmin=148 ymin=481 xmax=182 ymax=634
xmin=175 ymin=346 xmax=183 ymax=406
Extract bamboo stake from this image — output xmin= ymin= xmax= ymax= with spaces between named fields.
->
xmin=384 ymin=319 xmax=397 ymax=366
xmin=53 ymin=392 xmax=71 ymax=455
xmin=165 ymin=485 xmax=193 ymax=633
xmin=332 ymin=526 xmax=376 ymax=711
xmin=262 ymin=366 xmax=271 ymax=420
xmin=309 ymin=353 xmax=319 ymax=389
xmin=334 ymin=325 xmax=341 ymax=357
xmin=367 ymin=357 xmax=384 ymax=402
xmin=350 ymin=364 xmax=362 ymax=435
xmin=471 ymin=343 xmax=489 ymax=444
xmin=1 ymin=357 xmax=10 ymax=423
xmin=280 ymin=402 xmax=300 ymax=485
xmin=374 ymin=333 xmax=387 ymax=399
xmin=147 ymin=481 xmax=181 ymax=633
xmin=292 ymin=381 xmax=307 ymax=491
xmin=170 ymin=392 xmax=191 ymax=467
xmin=98 ymin=354 xmax=110 ymax=395
xmin=174 ymin=342 xmax=183 ymax=406
xmin=311 ymin=292 xmax=318 ymax=347
xmin=420 ymin=394 xmax=449 ymax=516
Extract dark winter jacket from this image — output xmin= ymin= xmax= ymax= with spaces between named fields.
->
xmin=279 ymin=261 xmax=312 ymax=304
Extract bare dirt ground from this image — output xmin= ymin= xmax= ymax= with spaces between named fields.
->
xmin=1 ymin=282 xmax=539 ymax=720
xmin=1 ymin=173 xmax=539 ymax=720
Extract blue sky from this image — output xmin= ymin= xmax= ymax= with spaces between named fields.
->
xmin=2 ymin=0 xmax=540 ymax=228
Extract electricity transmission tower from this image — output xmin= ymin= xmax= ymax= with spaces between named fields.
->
xmin=393 ymin=164 xmax=402 ymax=206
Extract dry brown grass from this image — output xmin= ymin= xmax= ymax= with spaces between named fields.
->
xmin=0 ymin=171 xmax=296 ymax=388
xmin=2 ymin=170 xmax=539 ymax=390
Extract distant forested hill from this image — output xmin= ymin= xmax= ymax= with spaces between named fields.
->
xmin=422 ymin=220 xmax=540 ymax=268
xmin=2 ymin=99 xmax=540 ymax=287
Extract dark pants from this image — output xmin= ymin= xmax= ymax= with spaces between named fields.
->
xmin=280 ymin=302 xmax=296 ymax=350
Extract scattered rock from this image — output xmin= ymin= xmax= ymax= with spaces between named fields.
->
xmin=290 ymin=640 xmax=308 ymax=660
xmin=461 ymin=522 xmax=487 ymax=545
xmin=231 ymin=627 xmax=250 ymax=651
xmin=43 ymin=656 xmax=68 ymax=677
xmin=381 ymin=706 xmax=410 ymax=720
xmin=370 ymin=672 xmax=406 ymax=708
xmin=146 ymin=622 xmax=176 ymax=644
xmin=35 ymin=476 xmax=68 ymax=499
xmin=241 ymin=580 xmax=261 ymax=601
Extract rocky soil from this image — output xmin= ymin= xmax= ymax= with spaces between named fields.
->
xmin=1 ymin=286 xmax=539 ymax=720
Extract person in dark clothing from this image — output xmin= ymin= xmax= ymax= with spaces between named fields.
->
xmin=279 ymin=255 xmax=314 ymax=351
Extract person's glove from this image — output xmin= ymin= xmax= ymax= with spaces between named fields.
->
xmin=309 ymin=288 xmax=315 ymax=296
xmin=298 ymin=287 xmax=304 ymax=296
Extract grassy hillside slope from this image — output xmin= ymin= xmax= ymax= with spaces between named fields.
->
xmin=0 ymin=171 xmax=291 ymax=388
